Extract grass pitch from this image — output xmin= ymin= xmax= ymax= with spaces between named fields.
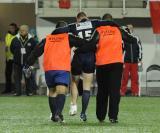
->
xmin=0 ymin=96 xmax=160 ymax=133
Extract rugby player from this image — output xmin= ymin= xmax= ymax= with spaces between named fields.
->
xmin=68 ymin=12 xmax=99 ymax=121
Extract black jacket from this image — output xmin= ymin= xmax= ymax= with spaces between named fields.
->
xmin=10 ymin=34 xmax=36 ymax=66
xmin=123 ymin=35 xmax=142 ymax=63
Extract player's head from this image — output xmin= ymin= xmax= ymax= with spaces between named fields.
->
xmin=76 ymin=12 xmax=88 ymax=22
xmin=102 ymin=13 xmax=113 ymax=21
xmin=56 ymin=21 xmax=68 ymax=28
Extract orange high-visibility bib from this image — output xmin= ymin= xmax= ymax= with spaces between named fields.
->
xmin=43 ymin=33 xmax=71 ymax=71
xmin=96 ymin=26 xmax=123 ymax=65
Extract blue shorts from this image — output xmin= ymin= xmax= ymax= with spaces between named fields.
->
xmin=45 ymin=70 xmax=70 ymax=88
xmin=71 ymin=52 xmax=95 ymax=75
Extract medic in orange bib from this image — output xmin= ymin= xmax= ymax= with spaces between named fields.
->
xmin=24 ymin=21 xmax=86 ymax=123
xmin=76 ymin=13 xmax=138 ymax=123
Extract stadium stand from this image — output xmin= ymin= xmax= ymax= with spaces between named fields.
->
xmin=37 ymin=0 xmax=149 ymax=18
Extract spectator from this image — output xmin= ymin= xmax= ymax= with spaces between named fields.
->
xmin=10 ymin=25 xmax=36 ymax=96
xmin=2 ymin=23 xmax=18 ymax=94
xmin=120 ymin=24 xmax=143 ymax=96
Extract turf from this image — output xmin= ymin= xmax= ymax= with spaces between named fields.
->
xmin=0 ymin=96 xmax=160 ymax=133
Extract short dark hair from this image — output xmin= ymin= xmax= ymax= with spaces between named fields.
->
xmin=102 ymin=13 xmax=113 ymax=20
xmin=9 ymin=23 xmax=19 ymax=34
xmin=76 ymin=12 xmax=87 ymax=19
xmin=56 ymin=21 xmax=68 ymax=28
xmin=9 ymin=23 xmax=18 ymax=28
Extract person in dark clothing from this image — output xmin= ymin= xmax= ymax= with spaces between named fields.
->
xmin=121 ymin=24 xmax=143 ymax=96
xmin=82 ymin=24 xmax=123 ymax=123
xmin=2 ymin=23 xmax=18 ymax=94
xmin=25 ymin=21 xmax=88 ymax=123
xmin=10 ymin=25 xmax=37 ymax=96
xmin=76 ymin=14 xmax=138 ymax=123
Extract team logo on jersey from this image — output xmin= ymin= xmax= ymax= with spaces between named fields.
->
xmin=101 ymin=30 xmax=115 ymax=37
xmin=76 ymin=21 xmax=93 ymax=31
xmin=48 ymin=36 xmax=65 ymax=43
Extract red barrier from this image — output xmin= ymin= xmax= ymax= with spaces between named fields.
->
xmin=149 ymin=0 xmax=160 ymax=34
xmin=59 ymin=0 xmax=71 ymax=9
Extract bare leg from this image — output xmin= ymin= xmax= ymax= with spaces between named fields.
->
xmin=69 ymin=75 xmax=80 ymax=115
xmin=71 ymin=81 xmax=78 ymax=104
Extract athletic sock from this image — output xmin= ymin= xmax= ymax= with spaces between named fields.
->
xmin=48 ymin=97 xmax=57 ymax=116
xmin=81 ymin=90 xmax=90 ymax=114
xmin=56 ymin=94 xmax=66 ymax=115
